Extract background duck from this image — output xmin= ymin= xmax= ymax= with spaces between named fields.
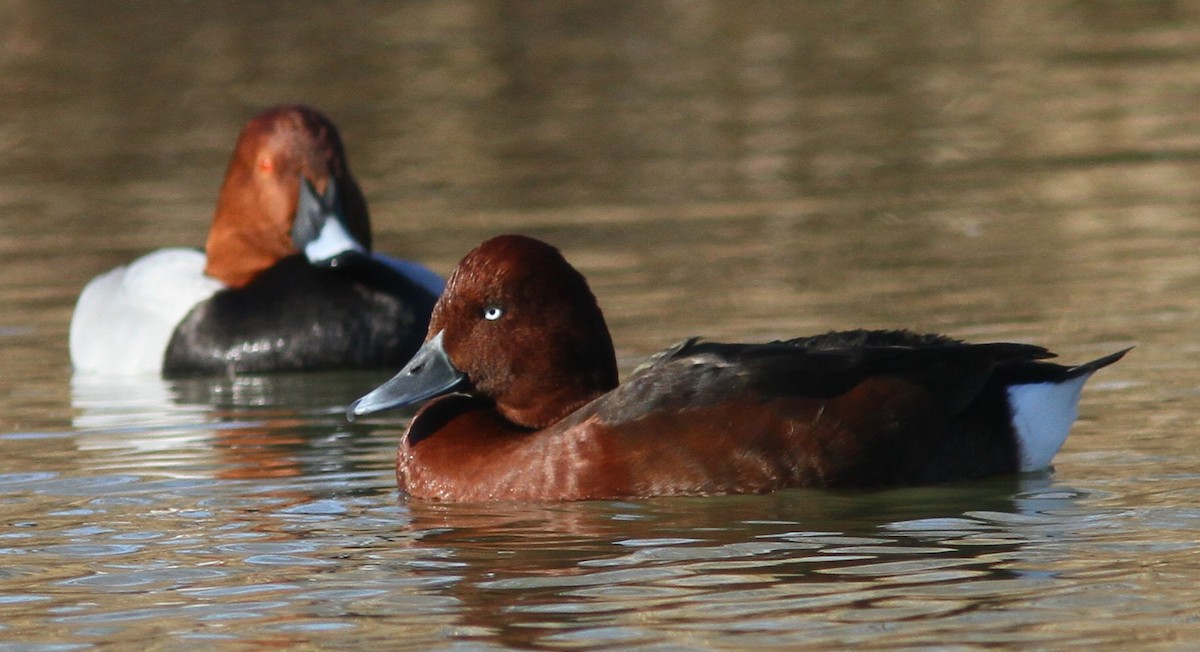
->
xmin=69 ymin=105 xmax=442 ymax=377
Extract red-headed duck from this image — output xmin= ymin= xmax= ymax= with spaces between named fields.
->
xmin=347 ymin=235 xmax=1129 ymax=502
xmin=70 ymin=105 xmax=442 ymax=377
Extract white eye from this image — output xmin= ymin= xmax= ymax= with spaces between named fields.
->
xmin=483 ymin=306 xmax=504 ymax=321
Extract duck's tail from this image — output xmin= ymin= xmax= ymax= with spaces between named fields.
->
xmin=1006 ymin=348 xmax=1131 ymax=471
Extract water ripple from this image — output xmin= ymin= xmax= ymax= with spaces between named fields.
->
xmin=42 ymin=544 xmax=143 ymax=557
xmin=58 ymin=568 xmax=228 ymax=589
xmin=477 ymin=567 xmax=685 ymax=590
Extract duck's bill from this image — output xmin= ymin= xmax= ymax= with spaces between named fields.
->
xmin=293 ymin=176 xmax=367 ymax=263
xmin=346 ymin=331 xmax=466 ymax=420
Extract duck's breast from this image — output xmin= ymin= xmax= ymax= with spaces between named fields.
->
xmin=163 ymin=255 xmax=436 ymax=376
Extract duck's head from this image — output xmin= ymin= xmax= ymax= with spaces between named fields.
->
xmin=350 ymin=234 xmax=619 ymax=429
xmin=204 ymin=105 xmax=371 ymax=288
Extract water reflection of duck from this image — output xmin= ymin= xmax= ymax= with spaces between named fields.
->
xmin=71 ymin=371 xmax=389 ymax=484
xmin=350 ymin=234 xmax=1129 ymax=501
xmin=397 ymin=478 xmax=1074 ymax=649
xmin=69 ymin=105 xmax=441 ymax=378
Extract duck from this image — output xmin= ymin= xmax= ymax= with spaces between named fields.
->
xmin=69 ymin=105 xmax=442 ymax=377
xmin=347 ymin=234 xmax=1129 ymax=502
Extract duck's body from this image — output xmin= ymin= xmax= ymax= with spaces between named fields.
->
xmin=160 ymin=252 xmax=439 ymax=375
xmin=69 ymin=106 xmax=440 ymax=377
xmin=349 ymin=235 xmax=1128 ymax=502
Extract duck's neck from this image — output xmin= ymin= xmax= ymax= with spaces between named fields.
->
xmin=496 ymin=384 xmax=609 ymax=430
xmin=204 ymin=224 xmax=291 ymax=288
xmin=493 ymin=335 xmax=619 ymax=430
xmin=203 ymin=166 xmax=296 ymax=288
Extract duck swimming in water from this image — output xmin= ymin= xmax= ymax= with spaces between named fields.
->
xmin=70 ymin=105 xmax=441 ymax=377
xmin=349 ymin=234 xmax=1127 ymax=502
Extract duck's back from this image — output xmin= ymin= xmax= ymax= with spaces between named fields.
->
xmin=568 ymin=331 xmax=1097 ymax=492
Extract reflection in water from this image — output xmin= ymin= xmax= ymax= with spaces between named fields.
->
xmin=2 ymin=461 xmax=1119 ymax=649
xmin=377 ymin=480 xmax=1096 ymax=648
xmin=69 ymin=372 xmax=395 ymax=483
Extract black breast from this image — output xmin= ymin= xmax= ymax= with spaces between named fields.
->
xmin=163 ymin=255 xmax=437 ymax=377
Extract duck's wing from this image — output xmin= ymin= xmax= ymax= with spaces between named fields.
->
xmin=621 ymin=329 xmax=1051 ymax=412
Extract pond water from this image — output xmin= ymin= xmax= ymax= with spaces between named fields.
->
xmin=3 ymin=1 xmax=1200 ymax=648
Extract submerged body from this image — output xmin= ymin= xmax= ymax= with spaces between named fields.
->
xmin=349 ymin=235 xmax=1128 ymax=502
xmin=70 ymin=105 xmax=440 ymax=377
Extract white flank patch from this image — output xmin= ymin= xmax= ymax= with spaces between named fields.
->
xmin=1006 ymin=373 xmax=1094 ymax=471
xmin=69 ymin=248 xmax=224 ymax=376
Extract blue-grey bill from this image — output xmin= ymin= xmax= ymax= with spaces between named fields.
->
xmin=293 ymin=176 xmax=366 ymax=263
xmin=346 ymin=331 xmax=465 ymax=420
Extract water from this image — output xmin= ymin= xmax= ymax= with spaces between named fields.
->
xmin=2 ymin=1 xmax=1199 ymax=648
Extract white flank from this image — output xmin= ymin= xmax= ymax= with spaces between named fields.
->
xmin=1006 ymin=373 xmax=1094 ymax=471
xmin=69 ymin=248 xmax=224 ymax=376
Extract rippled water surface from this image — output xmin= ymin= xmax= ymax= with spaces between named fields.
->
xmin=3 ymin=1 xmax=1200 ymax=648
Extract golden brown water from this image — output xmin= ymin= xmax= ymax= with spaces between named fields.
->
xmin=2 ymin=1 xmax=1198 ymax=648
